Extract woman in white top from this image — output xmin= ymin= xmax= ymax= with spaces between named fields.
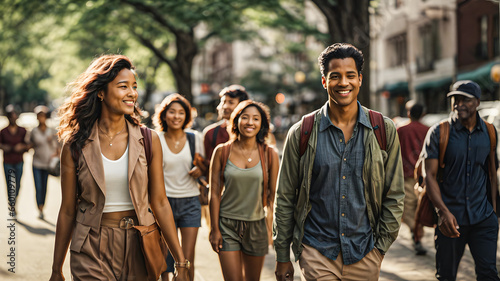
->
xmin=49 ymin=55 xmax=189 ymax=281
xmin=154 ymin=93 xmax=205 ymax=281
xmin=29 ymin=105 xmax=59 ymax=219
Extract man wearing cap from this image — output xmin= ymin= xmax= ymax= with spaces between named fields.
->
xmin=421 ymin=80 xmax=500 ymax=280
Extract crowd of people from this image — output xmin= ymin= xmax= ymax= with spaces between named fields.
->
xmin=0 ymin=42 xmax=498 ymax=281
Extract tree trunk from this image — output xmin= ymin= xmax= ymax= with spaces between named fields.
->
xmin=0 ymin=63 xmax=5 ymax=114
xmin=173 ymin=30 xmax=197 ymax=102
xmin=311 ymin=0 xmax=371 ymax=108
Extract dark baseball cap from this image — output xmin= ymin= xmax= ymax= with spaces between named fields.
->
xmin=447 ymin=80 xmax=481 ymax=99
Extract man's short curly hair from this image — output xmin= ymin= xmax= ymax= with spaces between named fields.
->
xmin=318 ymin=43 xmax=364 ymax=77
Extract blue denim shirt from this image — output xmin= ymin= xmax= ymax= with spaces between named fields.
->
xmin=422 ymin=113 xmax=494 ymax=225
xmin=302 ymin=102 xmax=374 ymax=265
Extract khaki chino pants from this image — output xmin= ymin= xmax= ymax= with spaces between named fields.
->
xmin=299 ymin=243 xmax=384 ymax=281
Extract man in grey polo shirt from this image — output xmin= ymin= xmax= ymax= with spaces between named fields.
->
xmin=273 ymin=43 xmax=404 ymax=281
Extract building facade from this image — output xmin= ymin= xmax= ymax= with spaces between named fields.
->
xmin=371 ymin=0 xmax=499 ymax=117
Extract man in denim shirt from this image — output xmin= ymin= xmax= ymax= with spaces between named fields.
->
xmin=274 ymin=43 xmax=404 ymax=281
xmin=422 ymin=80 xmax=499 ymax=281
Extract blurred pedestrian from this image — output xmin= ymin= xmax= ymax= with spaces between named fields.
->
xmin=274 ymin=43 xmax=404 ymax=281
xmin=0 ymin=104 xmax=29 ymax=208
xmin=28 ymin=105 xmax=60 ymax=220
xmin=209 ymin=100 xmax=279 ymax=281
xmin=396 ymin=100 xmax=429 ymax=255
xmin=49 ymin=54 xmax=189 ymax=281
xmin=154 ymin=93 xmax=205 ymax=281
xmin=202 ymin=84 xmax=249 ymax=227
xmin=203 ymin=84 xmax=249 ymax=166
xmin=422 ymin=80 xmax=500 ymax=281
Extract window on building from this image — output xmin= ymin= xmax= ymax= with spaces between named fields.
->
xmin=417 ymin=21 xmax=439 ymax=73
xmin=493 ymin=15 xmax=499 ymax=57
xmin=476 ymin=15 xmax=489 ymax=60
xmin=388 ymin=34 xmax=407 ymax=67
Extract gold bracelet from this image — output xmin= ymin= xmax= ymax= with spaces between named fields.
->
xmin=174 ymin=259 xmax=191 ymax=269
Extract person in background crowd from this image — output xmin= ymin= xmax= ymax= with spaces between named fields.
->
xmin=396 ymin=100 xmax=429 ymax=255
xmin=28 ymin=105 xmax=60 ymax=220
xmin=209 ymin=100 xmax=279 ymax=281
xmin=0 ymin=104 xmax=29 ymax=208
xmin=203 ymin=84 xmax=249 ymax=165
xmin=274 ymin=43 xmax=404 ymax=281
xmin=154 ymin=94 xmax=205 ymax=281
xmin=49 ymin=54 xmax=188 ymax=281
xmin=202 ymin=85 xmax=249 ymax=227
xmin=422 ymin=80 xmax=500 ymax=281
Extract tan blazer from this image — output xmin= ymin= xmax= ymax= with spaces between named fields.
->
xmin=70 ymin=120 xmax=156 ymax=253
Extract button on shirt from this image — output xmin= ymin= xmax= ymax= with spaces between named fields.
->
xmin=422 ymin=114 xmax=494 ymax=225
xmin=303 ymin=102 xmax=374 ymax=265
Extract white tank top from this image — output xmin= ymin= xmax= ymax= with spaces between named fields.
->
xmin=158 ymin=131 xmax=201 ymax=198
xmin=102 ymin=145 xmax=134 ymax=213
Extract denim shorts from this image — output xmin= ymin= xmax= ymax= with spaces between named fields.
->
xmin=168 ymin=196 xmax=201 ymax=228
xmin=165 ymin=196 xmax=201 ymax=273
xmin=219 ymin=217 xmax=268 ymax=256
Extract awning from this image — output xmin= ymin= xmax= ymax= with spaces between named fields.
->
xmin=415 ymin=61 xmax=498 ymax=92
xmin=415 ymin=77 xmax=452 ymax=92
xmin=383 ymin=81 xmax=408 ymax=96
xmin=457 ymin=61 xmax=497 ymax=88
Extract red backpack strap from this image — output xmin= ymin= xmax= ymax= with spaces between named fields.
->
xmin=438 ymin=121 xmax=450 ymax=169
xmin=140 ymin=126 xmax=153 ymax=166
xmin=300 ymin=112 xmax=316 ymax=157
xmin=368 ymin=110 xmax=387 ymax=151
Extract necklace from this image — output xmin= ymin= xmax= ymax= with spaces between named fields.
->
xmin=98 ymin=123 xmax=126 ymax=146
xmin=166 ymin=133 xmax=183 ymax=149
xmin=239 ymin=142 xmax=256 ymax=163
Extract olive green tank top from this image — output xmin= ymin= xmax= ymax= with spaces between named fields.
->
xmin=219 ymin=159 xmax=264 ymax=221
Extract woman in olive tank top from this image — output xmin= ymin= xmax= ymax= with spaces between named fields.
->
xmin=209 ymin=100 xmax=279 ymax=281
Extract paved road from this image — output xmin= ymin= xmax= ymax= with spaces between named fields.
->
xmin=0 ymin=151 xmax=499 ymax=280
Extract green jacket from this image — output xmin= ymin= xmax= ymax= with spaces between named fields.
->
xmin=273 ymin=105 xmax=405 ymax=262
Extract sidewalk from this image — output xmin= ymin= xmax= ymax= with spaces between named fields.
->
xmin=0 ymin=151 xmax=498 ymax=280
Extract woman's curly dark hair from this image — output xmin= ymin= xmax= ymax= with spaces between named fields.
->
xmin=57 ymin=55 xmax=142 ymax=155
xmin=153 ymin=93 xmax=192 ymax=132
xmin=228 ymin=100 xmax=270 ymax=143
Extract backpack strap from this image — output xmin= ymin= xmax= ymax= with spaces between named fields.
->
xmin=140 ymin=126 xmax=153 ymax=166
xmin=258 ymin=143 xmax=271 ymax=207
xmin=186 ymin=131 xmax=196 ymax=168
xmin=438 ymin=121 xmax=450 ymax=169
xmin=485 ymin=122 xmax=497 ymax=156
xmin=219 ymin=142 xmax=232 ymax=190
xmin=368 ymin=110 xmax=387 ymax=151
xmin=485 ymin=121 xmax=498 ymax=212
xmin=299 ymin=112 xmax=316 ymax=157
xmin=212 ymin=125 xmax=221 ymax=149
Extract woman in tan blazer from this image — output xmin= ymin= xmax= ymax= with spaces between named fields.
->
xmin=49 ymin=55 xmax=189 ymax=281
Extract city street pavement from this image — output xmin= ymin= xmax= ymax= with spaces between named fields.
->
xmin=1 ymin=151 xmax=499 ymax=280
